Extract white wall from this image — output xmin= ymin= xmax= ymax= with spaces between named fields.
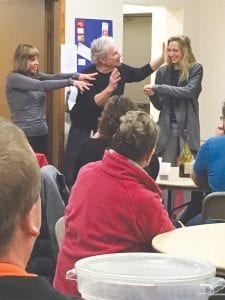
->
xmin=123 ymin=4 xmax=184 ymax=120
xmin=65 ymin=0 xmax=123 ymax=51
xmin=199 ymin=0 xmax=225 ymax=138
xmin=65 ymin=0 xmax=225 ymax=141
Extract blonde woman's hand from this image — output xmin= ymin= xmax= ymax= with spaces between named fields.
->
xmin=143 ymin=84 xmax=155 ymax=96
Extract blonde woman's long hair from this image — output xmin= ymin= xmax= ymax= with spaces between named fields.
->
xmin=166 ymin=35 xmax=196 ymax=83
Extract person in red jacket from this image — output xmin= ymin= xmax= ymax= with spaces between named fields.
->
xmin=54 ymin=110 xmax=175 ymax=297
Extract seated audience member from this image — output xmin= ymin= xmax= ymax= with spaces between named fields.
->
xmin=27 ymin=165 xmax=69 ymax=283
xmin=54 ymin=110 xmax=175 ymax=296
xmin=69 ymin=95 xmax=160 ymax=189
xmin=0 ymin=118 xmax=79 ymax=300
xmin=185 ymin=102 xmax=225 ymax=225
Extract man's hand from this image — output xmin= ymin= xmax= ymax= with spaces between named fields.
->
xmin=108 ymin=68 xmax=121 ymax=92
xmin=90 ymin=130 xmax=100 ymax=139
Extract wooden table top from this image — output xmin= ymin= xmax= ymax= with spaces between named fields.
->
xmin=152 ymin=223 xmax=225 ymax=276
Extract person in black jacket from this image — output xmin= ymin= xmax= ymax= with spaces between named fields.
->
xmin=63 ymin=36 xmax=164 ymax=186
xmin=0 ymin=118 xmax=79 ymax=300
xmin=69 ymin=95 xmax=160 ymax=189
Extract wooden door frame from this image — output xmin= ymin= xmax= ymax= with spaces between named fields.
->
xmin=45 ymin=0 xmax=65 ymax=170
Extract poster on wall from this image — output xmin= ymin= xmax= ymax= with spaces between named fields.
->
xmin=75 ymin=18 xmax=113 ymax=73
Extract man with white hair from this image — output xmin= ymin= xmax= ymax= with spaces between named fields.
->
xmin=64 ymin=36 xmax=164 ymax=187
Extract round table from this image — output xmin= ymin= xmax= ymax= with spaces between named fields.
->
xmin=152 ymin=223 xmax=225 ymax=276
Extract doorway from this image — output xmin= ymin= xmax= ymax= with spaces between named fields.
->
xmin=0 ymin=0 xmax=65 ymax=168
xmin=0 ymin=0 xmax=45 ymax=118
xmin=123 ymin=14 xmax=152 ymax=111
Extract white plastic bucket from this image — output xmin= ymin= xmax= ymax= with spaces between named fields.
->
xmin=67 ymin=253 xmax=225 ymax=300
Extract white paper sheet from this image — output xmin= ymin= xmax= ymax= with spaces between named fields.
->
xmin=61 ymin=44 xmax=77 ymax=73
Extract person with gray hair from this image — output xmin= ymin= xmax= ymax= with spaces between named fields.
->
xmin=0 ymin=118 xmax=80 ymax=299
xmin=63 ymin=35 xmax=164 ymax=186
xmin=112 ymin=110 xmax=159 ymax=163
xmin=54 ymin=110 xmax=174 ymax=297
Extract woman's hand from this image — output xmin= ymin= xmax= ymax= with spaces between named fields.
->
xmin=143 ymin=84 xmax=155 ymax=96
xmin=79 ymin=72 xmax=97 ymax=82
xmin=75 ymin=72 xmax=97 ymax=92
xmin=73 ymin=80 xmax=92 ymax=92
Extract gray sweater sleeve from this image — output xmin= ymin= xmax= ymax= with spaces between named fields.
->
xmin=152 ymin=63 xmax=203 ymax=100
xmin=149 ymin=69 xmax=163 ymax=111
xmin=38 ymin=72 xmax=80 ymax=80
xmin=6 ymin=72 xmax=76 ymax=92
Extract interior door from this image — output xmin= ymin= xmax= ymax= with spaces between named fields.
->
xmin=0 ymin=0 xmax=65 ymax=169
xmin=123 ymin=14 xmax=152 ymax=111
xmin=0 ymin=0 xmax=45 ymax=118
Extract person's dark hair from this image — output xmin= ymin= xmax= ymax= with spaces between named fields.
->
xmin=0 ymin=118 xmax=40 ymax=255
xmin=112 ymin=110 xmax=159 ymax=162
xmin=98 ymin=95 xmax=138 ymax=139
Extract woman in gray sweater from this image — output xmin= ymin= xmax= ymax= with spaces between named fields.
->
xmin=144 ymin=35 xmax=203 ymax=165
xmin=6 ymin=44 xmax=96 ymax=157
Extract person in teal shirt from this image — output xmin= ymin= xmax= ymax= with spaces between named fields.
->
xmin=192 ymin=102 xmax=225 ymax=192
xmin=186 ymin=102 xmax=225 ymax=225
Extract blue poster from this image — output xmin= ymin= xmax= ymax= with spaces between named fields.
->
xmin=75 ymin=18 xmax=113 ymax=73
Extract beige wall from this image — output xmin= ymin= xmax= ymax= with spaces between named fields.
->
xmin=0 ymin=0 xmax=45 ymax=118
xmin=123 ymin=15 xmax=152 ymax=104
xmin=199 ymin=0 xmax=225 ymax=138
xmin=65 ymin=0 xmax=225 ymax=140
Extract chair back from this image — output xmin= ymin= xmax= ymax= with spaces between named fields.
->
xmin=208 ymin=295 xmax=225 ymax=299
xmin=55 ymin=216 xmax=65 ymax=248
xmin=202 ymin=192 xmax=225 ymax=223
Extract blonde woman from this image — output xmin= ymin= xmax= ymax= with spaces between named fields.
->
xmin=6 ymin=44 xmax=96 ymax=156
xmin=144 ymin=35 xmax=203 ymax=165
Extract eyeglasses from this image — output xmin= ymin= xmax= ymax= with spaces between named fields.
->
xmin=220 ymin=116 xmax=225 ymax=121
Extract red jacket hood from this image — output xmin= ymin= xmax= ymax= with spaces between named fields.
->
xmin=96 ymin=149 xmax=162 ymax=197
